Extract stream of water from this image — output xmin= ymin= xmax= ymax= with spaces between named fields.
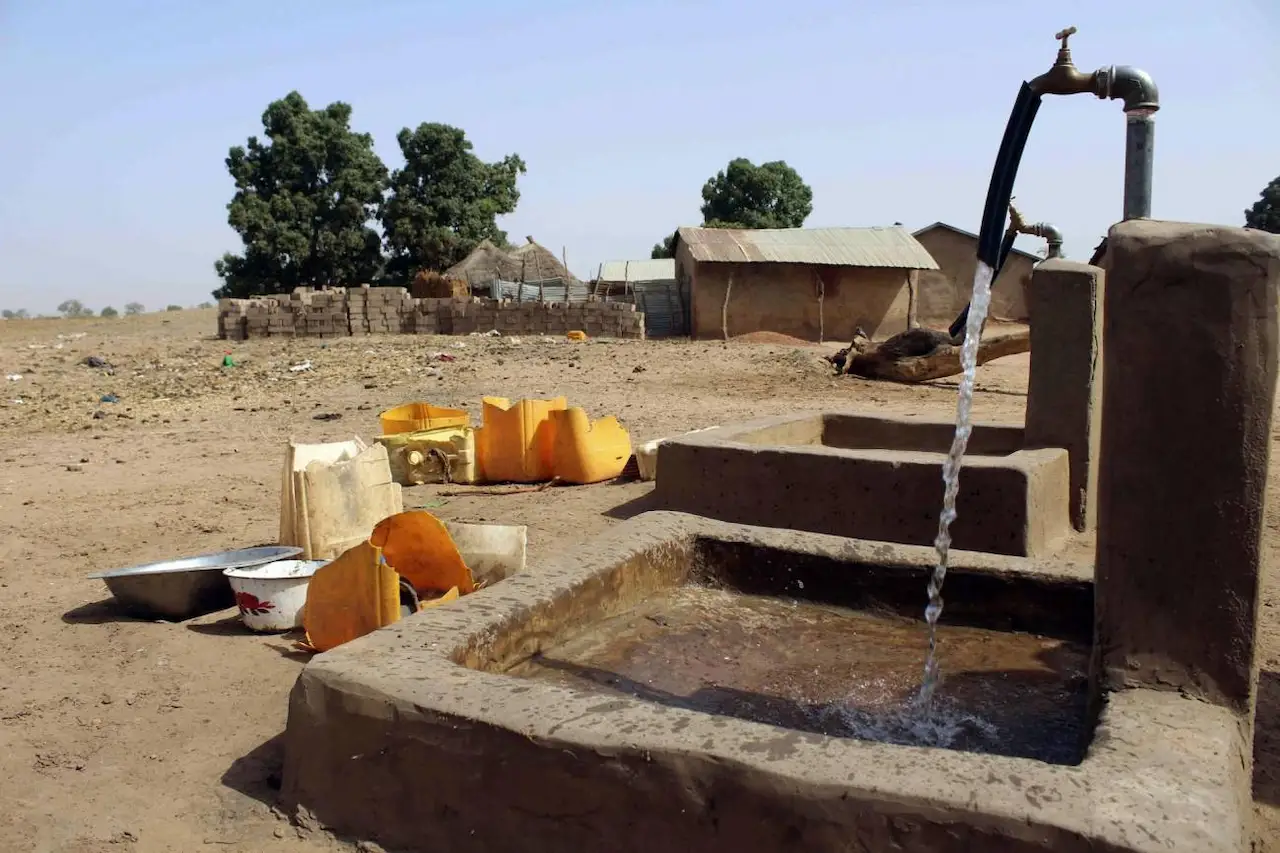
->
xmin=917 ymin=260 xmax=997 ymax=706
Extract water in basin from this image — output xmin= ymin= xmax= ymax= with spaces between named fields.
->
xmin=508 ymin=582 xmax=1090 ymax=765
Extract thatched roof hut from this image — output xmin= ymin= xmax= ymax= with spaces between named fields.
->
xmin=444 ymin=236 xmax=579 ymax=291
xmin=509 ymin=236 xmax=578 ymax=283
xmin=444 ymin=239 xmax=522 ymax=289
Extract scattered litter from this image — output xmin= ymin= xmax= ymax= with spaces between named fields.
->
xmin=450 ymin=342 xmax=467 ymax=349
xmin=566 ymin=330 xmax=587 ymax=341
xmin=432 ymin=353 xmax=457 ymax=363
xmin=221 ymin=353 xmax=236 ymax=367
xmin=58 ymin=332 xmax=87 ymax=341
xmin=10 ymin=398 xmax=24 ymax=405
xmin=5 ymin=374 xmax=20 ymax=382
xmin=312 ymin=412 xmax=342 ymax=422
xmin=633 ymin=365 xmax=646 ymax=373
xmin=100 ymin=393 xmax=119 ymax=404
xmin=289 ymin=360 xmax=313 ymax=373
xmin=424 ymin=367 xmax=443 ymax=379
xmin=506 ymin=337 xmax=523 ymax=345
xmin=81 ymin=356 xmax=112 ymax=369
xmin=66 ymin=464 xmax=83 ymax=472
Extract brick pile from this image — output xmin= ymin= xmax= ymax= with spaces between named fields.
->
xmin=218 ymin=287 xmax=646 ymax=341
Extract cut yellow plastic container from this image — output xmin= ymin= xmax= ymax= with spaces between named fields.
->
xmin=475 ymin=396 xmax=566 ymax=483
xmin=550 ymin=407 xmax=633 ymax=484
xmin=379 ymin=403 xmax=470 ymax=436
xmin=376 ymin=428 xmax=477 ymax=485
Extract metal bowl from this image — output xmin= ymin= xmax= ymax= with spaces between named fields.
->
xmin=88 ymin=545 xmax=303 ymax=621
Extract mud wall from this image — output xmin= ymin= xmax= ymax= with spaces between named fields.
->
xmin=674 ymin=246 xmax=912 ymax=341
xmin=217 ymin=286 xmax=645 ymax=340
xmin=913 ymin=226 xmax=1035 ymax=324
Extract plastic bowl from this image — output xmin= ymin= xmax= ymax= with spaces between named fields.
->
xmin=224 ymin=559 xmax=328 ymax=632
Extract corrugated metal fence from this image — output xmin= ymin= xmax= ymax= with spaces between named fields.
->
xmin=626 ymin=280 xmax=687 ymax=337
xmin=493 ymin=277 xmax=592 ymax=303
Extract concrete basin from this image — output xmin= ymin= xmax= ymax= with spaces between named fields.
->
xmin=281 ymin=512 xmax=1245 ymax=853
xmin=652 ymin=412 xmax=1072 ymax=558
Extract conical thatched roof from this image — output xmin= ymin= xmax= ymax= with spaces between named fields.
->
xmin=509 ymin=237 xmax=578 ymax=283
xmin=444 ymin=237 xmax=579 ymax=289
xmin=444 ymin=239 xmax=522 ymax=287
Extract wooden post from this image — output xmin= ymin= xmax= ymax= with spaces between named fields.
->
xmin=534 ymin=250 xmax=544 ymax=303
xmin=722 ymin=271 xmax=734 ymax=341
xmin=907 ymin=270 xmax=919 ymax=330
xmin=815 ymin=272 xmax=825 ymax=343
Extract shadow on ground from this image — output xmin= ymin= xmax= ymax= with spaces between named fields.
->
xmin=223 ymin=732 xmax=286 ymax=808
xmin=602 ymin=490 xmax=662 ymax=521
xmin=1254 ymin=670 xmax=1280 ymax=805
xmin=62 ymin=598 xmax=147 ymax=625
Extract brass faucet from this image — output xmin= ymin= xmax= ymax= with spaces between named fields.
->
xmin=1029 ymin=27 xmax=1102 ymax=97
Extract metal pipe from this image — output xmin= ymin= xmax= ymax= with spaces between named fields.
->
xmin=1122 ymin=112 xmax=1155 ymax=220
xmin=1023 ymin=222 xmax=1065 ymax=259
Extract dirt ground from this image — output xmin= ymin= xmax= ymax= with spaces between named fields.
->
xmin=0 ymin=308 xmax=1276 ymax=852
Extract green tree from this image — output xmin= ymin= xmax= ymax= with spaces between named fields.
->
xmin=99 ymin=306 xmax=119 ymax=318
xmin=124 ymin=302 xmax=145 ymax=316
xmin=166 ymin=304 xmax=183 ymax=312
xmin=214 ymin=91 xmax=389 ymax=298
xmin=198 ymin=301 xmax=214 ymax=309
xmin=651 ymin=230 xmax=678 ymax=259
xmin=699 ymin=158 xmax=813 ymax=229
xmin=2 ymin=309 xmax=28 ymax=319
xmin=57 ymin=299 xmax=92 ymax=318
xmin=379 ymin=123 xmax=526 ymax=281
xmin=1245 ymin=175 xmax=1280 ymax=234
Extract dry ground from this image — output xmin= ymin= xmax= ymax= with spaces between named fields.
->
xmin=0 ymin=308 xmax=1276 ymax=851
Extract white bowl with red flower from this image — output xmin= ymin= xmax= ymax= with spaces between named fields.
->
xmin=224 ymin=559 xmax=329 ymax=632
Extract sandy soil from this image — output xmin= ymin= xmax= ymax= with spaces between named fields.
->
xmin=0 ymin=309 xmax=1275 ymax=851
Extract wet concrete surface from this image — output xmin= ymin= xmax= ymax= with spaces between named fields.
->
xmin=509 ymin=585 xmax=1091 ymax=764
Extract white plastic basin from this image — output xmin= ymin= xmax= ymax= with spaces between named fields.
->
xmin=224 ymin=559 xmax=328 ymax=632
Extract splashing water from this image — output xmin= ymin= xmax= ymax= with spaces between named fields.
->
xmin=917 ymin=260 xmax=996 ymax=706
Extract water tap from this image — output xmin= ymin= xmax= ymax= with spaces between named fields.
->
xmin=1028 ymin=26 xmax=1102 ymax=97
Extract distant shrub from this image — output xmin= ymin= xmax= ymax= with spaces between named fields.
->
xmin=198 ymin=301 xmax=214 ymax=309
xmin=99 ymin=306 xmax=119 ymax=318
xmin=1 ymin=309 xmax=29 ymax=320
xmin=165 ymin=304 xmax=183 ymax=312
xmin=124 ymin=302 xmax=145 ymax=316
xmin=57 ymin=299 xmax=93 ymax=318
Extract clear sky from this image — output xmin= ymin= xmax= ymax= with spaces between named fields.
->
xmin=0 ymin=0 xmax=1276 ymax=315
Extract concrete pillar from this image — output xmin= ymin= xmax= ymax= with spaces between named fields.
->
xmin=1095 ymin=220 xmax=1280 ymax=714
xmin=1023 ymin=259 xmax=1105 ymax=531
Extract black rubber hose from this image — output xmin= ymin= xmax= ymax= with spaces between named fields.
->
xmin=949 ymin=83 xmax=1042 ymax=340
xmin=978 ymin=83 xmax=1042 ymax=267
xmin=949 ymin=227 xmax=1019 ymax=339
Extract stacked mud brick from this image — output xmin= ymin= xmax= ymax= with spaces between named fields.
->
xmin=217 ymin=288 xmax=646 ymax=340
xmin=299 ymin=289 xmax=349 ymax=338
xmin=352 ymin=286 xmax=417 ymax=334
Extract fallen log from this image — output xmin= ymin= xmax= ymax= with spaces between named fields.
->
xmin=844 ymin=329 xmax=1031 ymax=383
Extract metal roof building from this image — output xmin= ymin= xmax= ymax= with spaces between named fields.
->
xmin=673 ymin=225 xmax=936 ymax=341
xmin=676 ymin=225 xmax=938 ymax=270
xmin=598 ymin=258 xmax=676 ymax=283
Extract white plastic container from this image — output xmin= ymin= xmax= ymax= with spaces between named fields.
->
xmin=223 ymin=559 xmax=327 ymax=632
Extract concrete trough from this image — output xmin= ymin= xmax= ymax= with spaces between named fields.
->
xmin=652 ymin=412 xmax=1072 ymax=557
xmin=281 ymin=512 xmax=1246 ymax=853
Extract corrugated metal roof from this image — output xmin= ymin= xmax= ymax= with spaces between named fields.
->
xmin=598 ymin=258 xmax=676 ymax=283
xmin=676 ymin=226 xmax=939 ymax=270
xmin=912 ymin=222 xmax=1042 ymax=262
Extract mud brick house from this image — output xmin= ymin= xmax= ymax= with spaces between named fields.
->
xmin=672 ymin=225 xmax=938 ymax=342
xmin=912 ymin=222 xmax=1041 ymax=324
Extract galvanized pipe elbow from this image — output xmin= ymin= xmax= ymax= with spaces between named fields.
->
xmin=1026 ymin=222 xmax=1064 ymax=258
xmin=1097 ymin=65 xmax=1159 ymax=113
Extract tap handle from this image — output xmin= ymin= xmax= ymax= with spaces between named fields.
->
xmin=1055 ymin=26 xmax=1077 ymax=46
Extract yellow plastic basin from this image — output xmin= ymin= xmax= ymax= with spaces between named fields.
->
xmin=379 ymin=403 xmax=470 ymax=436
